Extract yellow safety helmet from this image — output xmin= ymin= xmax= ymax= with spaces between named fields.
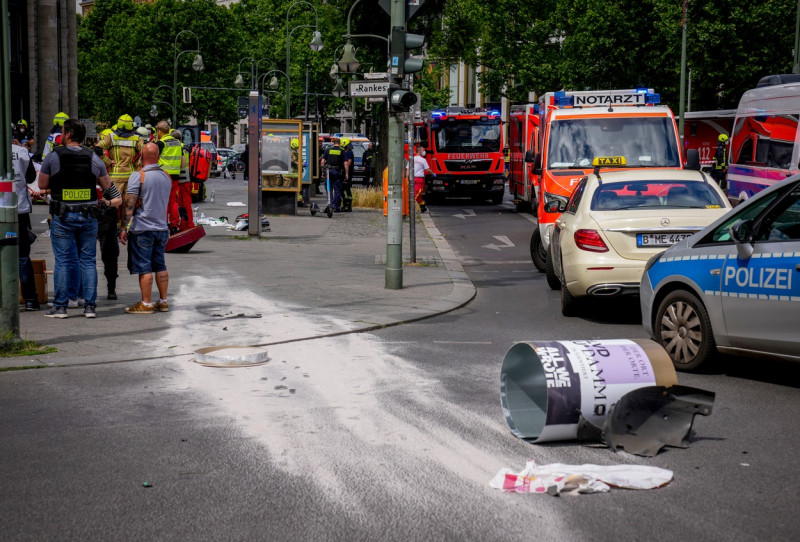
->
xmin=17 ymin=119 xmax=28 ymax=127
xmin=291 ymin=138 xmax=300 ymax=149
xmin=101 ymin=128 xmax=112 ymax=138
xmin=117 ymin=114 xmax=134 ymax=131
xmin=53 ymin=112 xmax=69 ymax=126
xmin=341 ymin=137 xmax=350 ymax=147
xmin=718 ymin=133 xmax=729 ymax=143
xmin=112 ymin=124 xmax=118 ymax=131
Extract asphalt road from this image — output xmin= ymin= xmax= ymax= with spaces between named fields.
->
xmin=2 ymin=191 xmax=799 ymax=541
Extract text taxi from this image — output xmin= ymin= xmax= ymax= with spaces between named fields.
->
xmin=641 ymin=174 xmax=800 ymax=371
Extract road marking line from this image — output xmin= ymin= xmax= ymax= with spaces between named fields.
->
xmin=433 ymin=341 xmax=493 ymax=344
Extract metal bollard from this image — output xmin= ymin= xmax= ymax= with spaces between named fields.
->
xmin=0 ymin=185 xmax=20 ymax=339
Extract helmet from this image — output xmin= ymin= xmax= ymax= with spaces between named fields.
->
xmin=101 ymin=128 xmax=113 ymax=138
xmin=291 ymin=138 xmax=299 ymax=149
xmin=136 ymin=127 xmax=150 ymax=138
xmin=17 ymin=119 xmax=27 ymax=127
xmin=112 ymin=124 xmax=118 ymax=131
xmin=718 ymin=133 xmax=729 ymax=143
xmin=53 ymin=112 xmax=69 ymax=127
xmin=117 ymin=114 xmax=134 ymax=131
xmin=341 ymin=137 xmax=350 ymax=147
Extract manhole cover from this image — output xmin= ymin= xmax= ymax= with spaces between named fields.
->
xmin=193 ymin=345 xmax=270 ymax=367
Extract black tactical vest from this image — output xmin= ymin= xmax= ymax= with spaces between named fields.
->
xmin=50 ymin=146 xmax=98 ymax=203
xmin=326 ymin=146 xmax=344 ymax=170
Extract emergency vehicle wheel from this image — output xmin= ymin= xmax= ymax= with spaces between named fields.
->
xmin=655 ymin=290 xmax=716 ymax=372
xmin=530 ymin=228 xmax=547 ymax=272
xmin=545 ymin=249 xmax=560 ymax=290
xmin=491 ymin=192 xmax=504 ymax=205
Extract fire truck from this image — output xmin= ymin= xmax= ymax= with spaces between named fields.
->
xmin=415 ymin=107 xmax=506 ymax=204
xmin=508 ymin=103 xmax=541 ymax=213
xmin=527 ymin=88 xmax=686 ymax=272
xmin=683 ymin=109 xmax=735 ymax=171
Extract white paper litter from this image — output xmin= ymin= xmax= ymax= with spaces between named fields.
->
xmin=196 ymin=216 xmax=229 ymax=227
xmin=489 ymin=460 xmax=673 ymax=495
xmin=227 ymin=202 xmax=246 ymax=207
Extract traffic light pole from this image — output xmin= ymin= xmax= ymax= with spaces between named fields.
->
xmin=385 ymin=0 xmax=406 ymax=289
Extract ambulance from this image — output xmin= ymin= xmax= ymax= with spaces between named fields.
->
xmin=508 ymin=103 xmax=541 ymax=213
xmin=728 ymin=76 xmax=800 ymax=204
xmin=527 ymin=88 xmax=685 ymax=271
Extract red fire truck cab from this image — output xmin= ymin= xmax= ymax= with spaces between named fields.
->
xmin=416 ymin=107 xmax=506 ymax=204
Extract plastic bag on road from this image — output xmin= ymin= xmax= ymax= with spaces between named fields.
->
xmin=489 ymin=460 xmax=673 ymax=495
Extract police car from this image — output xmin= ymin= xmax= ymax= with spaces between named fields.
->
xmin=641 ymin=175 xmax=800 ymax=371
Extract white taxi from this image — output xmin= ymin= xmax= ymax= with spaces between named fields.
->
xmin=547 ymin=159 xmax=731 ymax=315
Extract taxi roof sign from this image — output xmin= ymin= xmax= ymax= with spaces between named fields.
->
xmin=553 ymin=89 xmax=659 ymax=108
xmin=593 ymin=156 xmax=627 ymax=167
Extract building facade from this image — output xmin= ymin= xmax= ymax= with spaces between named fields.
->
xmin=10 ymin=0 xmax=78 ymax=152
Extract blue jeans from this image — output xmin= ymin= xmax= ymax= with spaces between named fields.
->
xmin=329 ymin=170 xmax=344 ymax=210
xmin=50 ymin=212 xmax=99 ymax=307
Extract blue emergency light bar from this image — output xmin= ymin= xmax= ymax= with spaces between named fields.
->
xmin=553 ymin=89 xmax=660 ymax=107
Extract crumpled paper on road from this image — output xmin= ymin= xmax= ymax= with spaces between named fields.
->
xmin=196 ymin=216 xmax=230 ymax=227
xmin=489 ymin=460 xmax=673 ymax=495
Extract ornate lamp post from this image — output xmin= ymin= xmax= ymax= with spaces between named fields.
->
xmin=172 ymin=30 xmax=204 ymax=127
xmin=285 ymin=0 xmax=324 ymax=118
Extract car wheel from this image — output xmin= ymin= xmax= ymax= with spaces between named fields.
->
xmin=545 ymin=248 xmax=560 ymax=290
xmin=655 ymin=290 xmax=716 ymax=371
xmin=560 ymin=268 xmax=579 ymax=316
xmin=530 ymin=228 xmax=546 ymax=272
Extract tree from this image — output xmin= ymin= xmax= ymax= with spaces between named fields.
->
xmin=432 ymin=0 xmax=799 ymax=111
xmin=78 ymin=0 xmax=245 ymax=129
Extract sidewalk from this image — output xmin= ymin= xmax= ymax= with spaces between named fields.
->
xmin=4 ymin=178 xmax=475 ymax=369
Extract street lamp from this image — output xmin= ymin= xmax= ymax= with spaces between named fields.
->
xmin=331 ymin=78 xmax=347 ymax=98
xmin=172 ymin=30 xmax=204 ymax=127
xmin=285 ymin=0 xmax=324 ymax=118
xmin=338 ymin=40 xmax=360 ymax=73
xmin=151 ymin=84 xmax=173 ymax=120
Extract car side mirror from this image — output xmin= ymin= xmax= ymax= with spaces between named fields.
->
xmin=729 ymin=219 xmax=754 ymax=259
xmin=686 ymin=149 xmax=701 ymax=171
xmin=524 ymin=150 xmax=535 ymax=163
xmin=544 ymin=199 xmax=566 ymax=213
xmin=531 ymin=152 xmax=543 ymax=175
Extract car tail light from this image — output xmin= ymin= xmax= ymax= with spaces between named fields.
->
xmin=574 ymin=229 xmax=609 ymax=252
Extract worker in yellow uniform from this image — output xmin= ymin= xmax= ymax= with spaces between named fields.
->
xmin=154 ymin=121 xmax=184 ymax=233
xmin=42 ymin=111 xmax=70 ymax=158
xmin=95 ymin=114 xmax=143 ymax=200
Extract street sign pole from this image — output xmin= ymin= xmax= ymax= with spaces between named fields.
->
xmin=247 ymin=90 xmax=262 ymax=237
xmin=386 ymin=0 xmax=405 ymax=289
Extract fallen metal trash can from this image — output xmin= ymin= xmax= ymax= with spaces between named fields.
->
xmin=500 ymin=339 xmax=678 ymax=443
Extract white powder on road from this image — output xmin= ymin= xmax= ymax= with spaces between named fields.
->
xmin=160 ymin=276 xmax=508 ymax=497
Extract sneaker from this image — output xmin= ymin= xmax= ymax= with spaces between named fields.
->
xmin=153 ymin=300 xmax=169 ymax=312
xmin=67 ymin=298 xmax=85 ymax=308
xmin=419 ymin=205 xmax=428 ymax=213
xmin=125 ymin=301 xmax=154 ymax=314
xmin=44 ymin=306 xmax=68 ymax=319
xmin=83 ymin=305 xmax=96 ymax=318
xmin=25 ymin=300 xmax=41 ymax=311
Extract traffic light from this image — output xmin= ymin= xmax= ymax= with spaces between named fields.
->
xmin=390 ymin=27 xmax=425 ymax=77
xmin=388 ymin=82 xmax=417 ymax=112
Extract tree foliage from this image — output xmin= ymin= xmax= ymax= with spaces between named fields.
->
xmin=78 ymin=0 xmax=244 ymax=128
xmin=432 ymin=0 xmax=798 ymax=111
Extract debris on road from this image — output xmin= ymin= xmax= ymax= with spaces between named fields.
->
xmin=490 ymin=461 xmax=673 ymax=495
xmin=500 ymin=339 xmax=715 ymax=455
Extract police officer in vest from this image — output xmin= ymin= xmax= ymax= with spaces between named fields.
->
xmin=712 ymin=133 xmax=729 ymax=190
xmin=42 ymin=111 xmax=70 ymax=158
xmin=96 ymin=114 xmax=143 ymax=201
xmin=154 ymin=121 xmax=183 ymax=233
xmin=321 ymin=136 xmax=350 ymax=212
xmin=340 ymin=137 xmax=354 ymax=212
xmin=38 ymin=118 xmax=113 ymax=319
